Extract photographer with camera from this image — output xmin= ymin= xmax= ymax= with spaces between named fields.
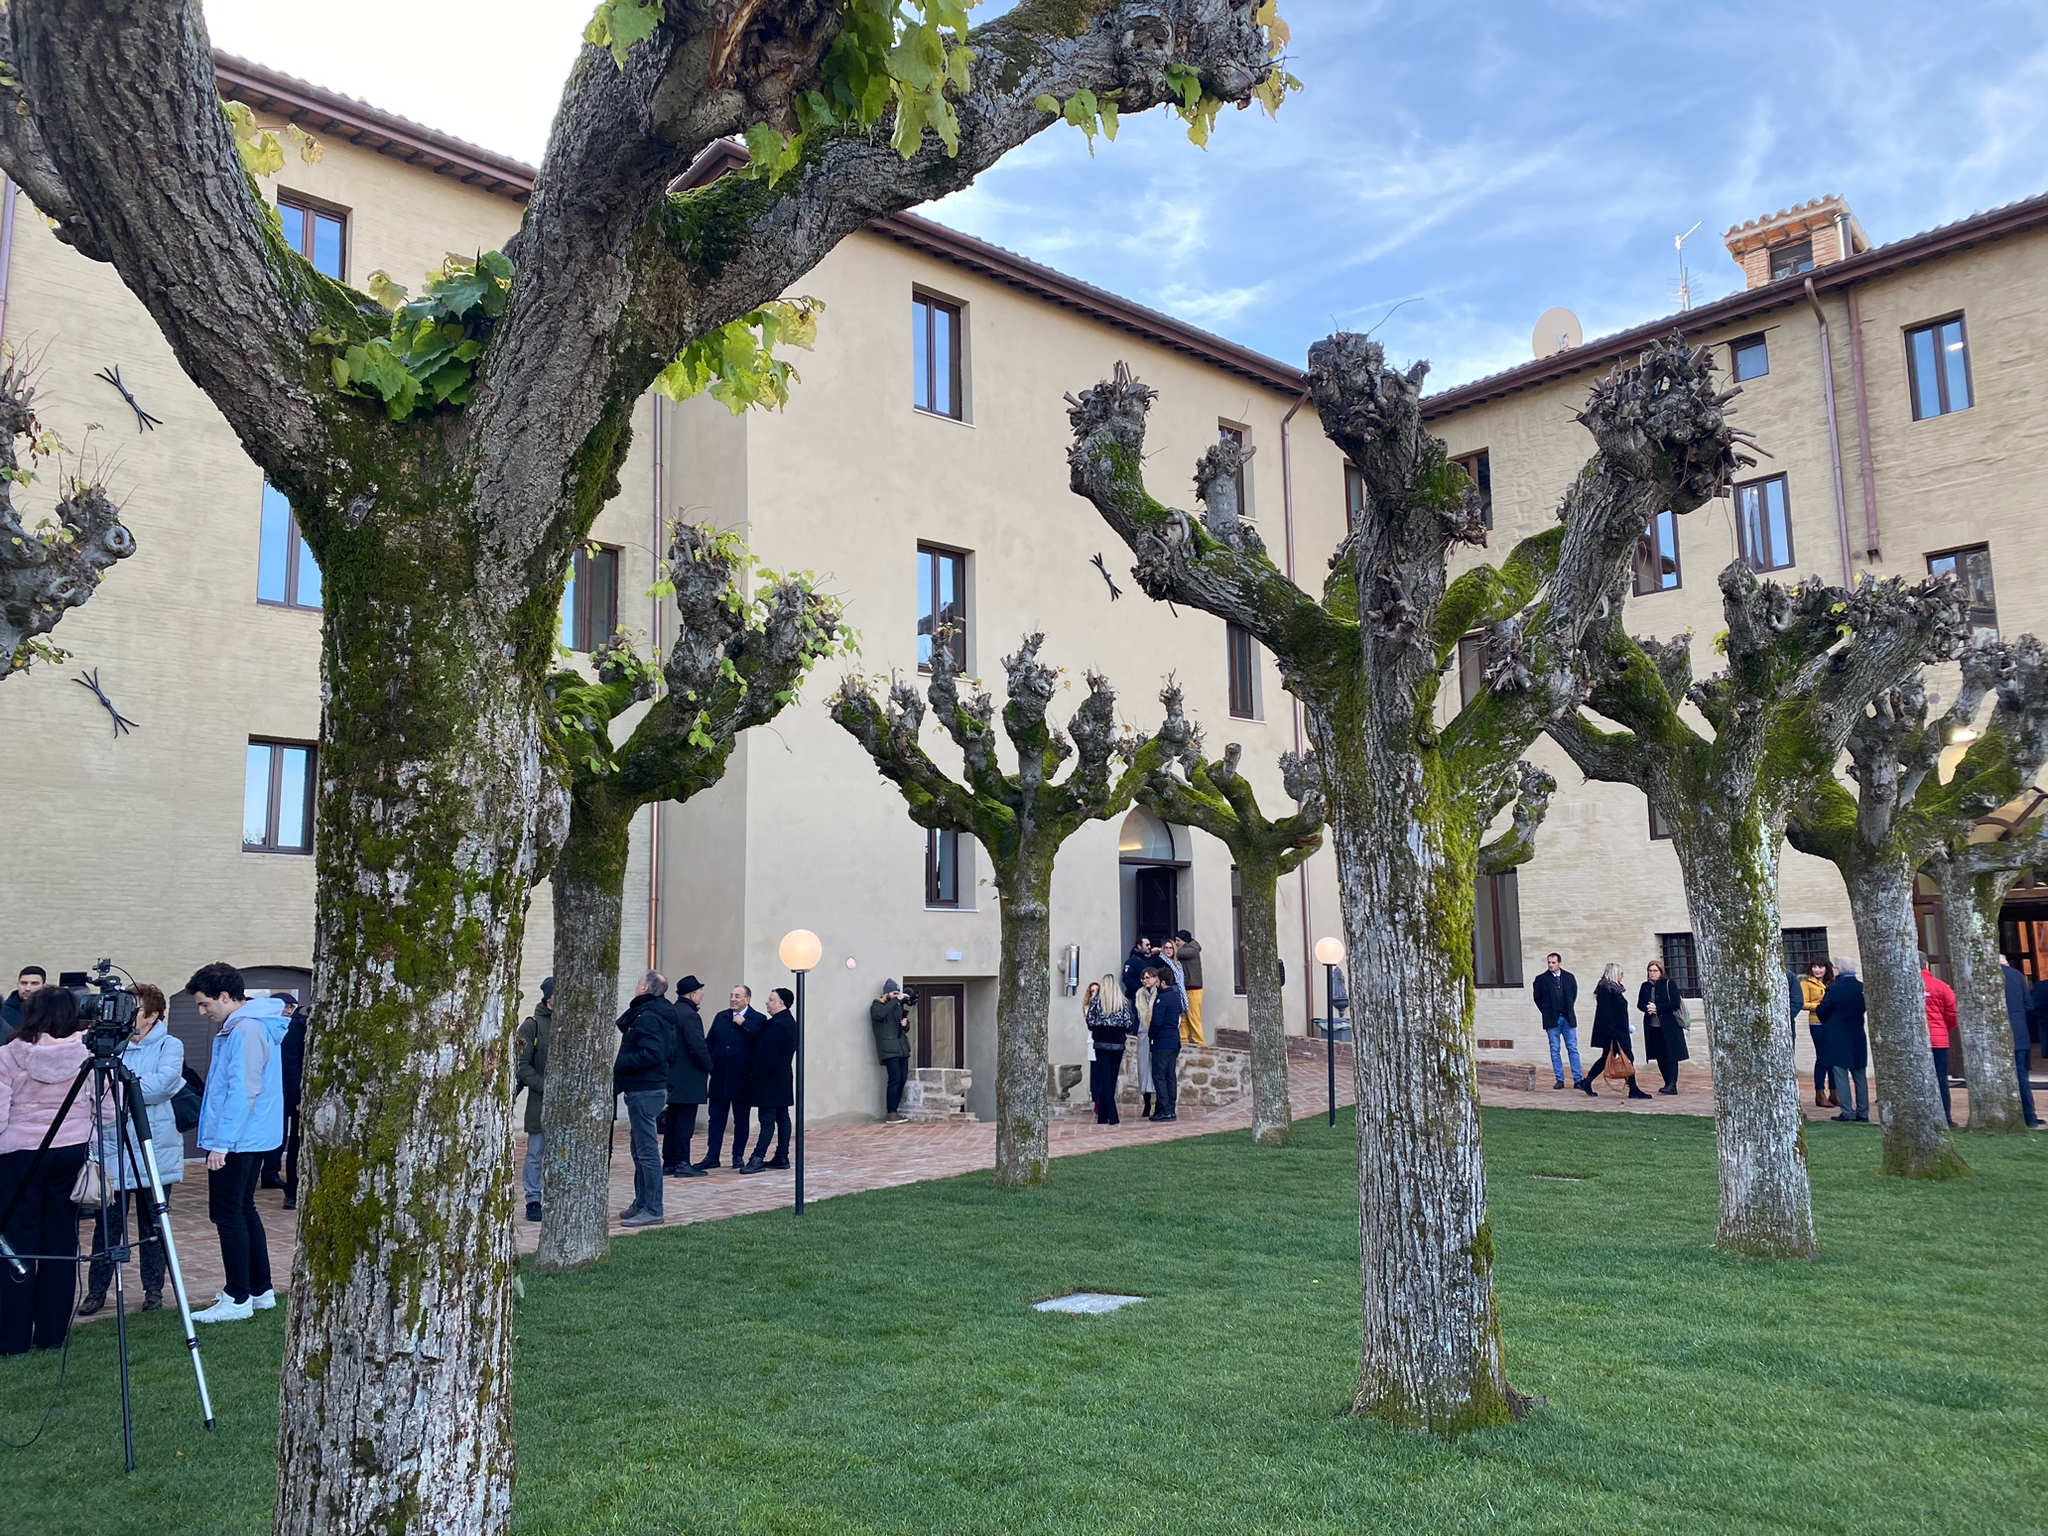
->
xmin=186 ymin=963 xmax=289 ymax=1324
xmin=77 ymin=983 xmax=183 ymax=1317
xmin=0 ymin=984 xmax=93 ymax=1353
xmin=869 ymin=980 xmax=917 ymax=1123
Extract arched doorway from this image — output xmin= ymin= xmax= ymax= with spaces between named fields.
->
xmin=1119 ymin=807 xmax=1188 ymax=957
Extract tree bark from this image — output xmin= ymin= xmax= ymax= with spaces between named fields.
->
xmin=995 ymin=854 xmax=1054 ymax=1187
xmin=536 ymin=794 xmax=634 ymax=1271
xmin=1237 ymin=858 xmax=1293 ymax=1146
xmin=1665 ymin=818 xmax=1819 ymax=1256
xmin=1843 ymin=866 xmax=1972 ymax=1177
xmin=1935 ymin=858 xmax=2029 ymax=1133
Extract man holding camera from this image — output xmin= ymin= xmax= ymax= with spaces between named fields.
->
xmin=870 ymin=980 xmax=916 ymax=1123
xmin=186 ymin=962 xmax=289 ymax=1324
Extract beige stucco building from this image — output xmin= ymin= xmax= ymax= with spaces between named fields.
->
xmin=2 ymin=60 xmax=2041 ymax=1116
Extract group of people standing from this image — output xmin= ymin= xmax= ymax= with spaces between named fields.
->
xmin=1075 ymin=931 xmax=1206 ymax=1125
xmin=1532 ymin=952 xmax=1689 ymax=1100
xmin=514 ymin=971 xmax=801 ymax=1230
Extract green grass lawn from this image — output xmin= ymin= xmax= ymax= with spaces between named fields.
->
xmin=5 ymin=1110 xmax=2043 ymax=1535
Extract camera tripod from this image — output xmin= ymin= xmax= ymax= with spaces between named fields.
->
xmin=0 ymin=1045 xmax=216 ymax=1469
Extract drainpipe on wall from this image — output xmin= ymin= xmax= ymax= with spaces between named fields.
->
xmin=647 ymin=395 xmax=665 ymax=972
xmin=1279 ymin=388 xmax=1317 ymax=1037
xmin=1804 ymin=277 xmax=1855 ymax=587
xmin=0 ymin=177 xmax=18 ymax=347
xmin=1845 ymin=286 xmax=1881 ymax=562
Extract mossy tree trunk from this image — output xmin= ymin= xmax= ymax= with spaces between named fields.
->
xmin=1070 ymin=335 xmax=1743 ymax=1432
xmin=833 ymin=635 xmax=1141 ymax=1188
xmin=1929 ymin=828 xmax=2048 ymax=1133
xmin=1136 ymin=681 xmax=1326 ymax=1147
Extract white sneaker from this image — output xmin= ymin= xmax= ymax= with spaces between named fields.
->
xmin=193 ymin=1294 xmax=254 ymax=1324
xmin=249 ymin=1289 xmax=278 ymax=1311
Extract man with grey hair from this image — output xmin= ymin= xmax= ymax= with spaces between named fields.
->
xmin=613 ymin=970 xmax=680 ymax=1226
xmin=1817 ymin=957 xmax=1870 ymax=1122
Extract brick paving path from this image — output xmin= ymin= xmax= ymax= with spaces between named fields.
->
xmin=78 ymin=1047 xmax=2005 ymax=1320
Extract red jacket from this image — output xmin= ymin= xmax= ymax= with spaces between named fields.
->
xmin=1922 ymin=969 xmax=1957 ymax=1049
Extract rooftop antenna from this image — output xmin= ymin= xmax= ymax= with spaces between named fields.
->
xmin=1673 ymin=220 xmax=1703 ymax=312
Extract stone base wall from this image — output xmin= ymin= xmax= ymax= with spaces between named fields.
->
xmin=901 ymin=1066 xmax=974 ymax=1122
xmin=1099 ymin=1044 xmax=1248 ymax=1109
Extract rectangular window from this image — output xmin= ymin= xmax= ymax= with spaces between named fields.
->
xmin=276 ymin=194 xmax=346 ymax=280
xmin=1659 ymin=932 xmax=1702 ymax=997
xmin=1781 ymin=927 xmax=1830 ymax=975
xmin=1231 ymin=865 xmax=1247 ymax=996
xmin=1769 ymin=238 xmax=1814 ymax=282
xmin=1632 ymin=508 xmax=1682 ymax=594
xmin=925 ymin=827 xmax=960 ymax=908
xmin=1344 ymin=463 xmax=1366 ymax=530
xmin=916 ymin=544 xmax=967 ymax=671
xmin=1649 ymin=800 xmax=1670 ymax=841
xmin=1906 ymin=316 xmax=1972 ymax=420
xmin=1927 ymin=544 xmax=1997 ymax=638
xmin=559 ymin=544 xmax=620 ymax=653
xmin=1457 ymin=632 xmax=1486 ymax=710
xmin=256 ymin=481 xmax=321 ymax=610
xmin=912 ymin=292 xmax=963 ymax=419
xmin=1735 ymin=475 xmax=1794 ymax=572
xmin=1730 ymin=333 xmax=1769 ymax=382
xmin=1473 ymin=870 xmax=1523 ymax=988
xmin=1226 ymin=623 xmax=1258 ymax=719
xmin=1218 ymin=422 xmax=1250 ymax=517
xmin=1452 ymin=449 xmax=1493 ymax=528
xmin=244 ymin=740 xmax=315 ymax=855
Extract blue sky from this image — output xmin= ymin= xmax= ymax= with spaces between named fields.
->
xmin=206 ymin=0 xmax=2047 ymax=389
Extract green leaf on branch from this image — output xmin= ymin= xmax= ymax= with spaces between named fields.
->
xmin=317 ymin=250 xmax=514 ymax=421
xmin=585 ymin=0 xmax=665 ymax=67
xmin=652 ymin=298 xmax=823 ymax=415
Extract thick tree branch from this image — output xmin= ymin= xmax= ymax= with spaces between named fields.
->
xmin=830 ymin=670 xmax=1004 ymax=842
xmin=1547 ymin=708 xmax=1650 ymax=790
xmin=1136 ymin=679 xmax=1323 ymax=869
xmin=1476 ymin=761 xmax=1556 ymax=876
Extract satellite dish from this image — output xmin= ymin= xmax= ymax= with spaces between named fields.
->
xmin=1532 ymin=307 xmax=1583 ymax=358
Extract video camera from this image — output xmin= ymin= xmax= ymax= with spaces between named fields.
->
xmin=59 ymin=957 xmax=139 ymax=1058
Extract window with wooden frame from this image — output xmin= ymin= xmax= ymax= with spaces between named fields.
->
xmin=1217 ymin=421 xmax=1250 ymax=517
xmin=916 ymin=544 xmax=967 ymax=672
xmin=1905 ymin=315 xmax=1972 ymax=420
xmin=1729 ymin=333 xmax=1769 ymax=382
xmin=244 ymin=740 xmax=315 ymax=855
xmin=1769 ymin=238 xmax=1814 ymax=282
xmin=1344 ymin=463 xmax=1365 ymax=529
xmin=1451 ymin=449 xmax=1493 ymax=528
xmin=925 ymin=827 xmax=960 ymax=908
xmin=1658 ymin=932 xmax=1702 ymax=997
xmin=257 ymin=481 xmax=321 ymax=611
xmin=276 ymin=193 xmax=346 ymax=280
xmin=1473 ymin=870 xmax=1523 ymax=988
xmin=1226 ymin=622 xmax=1258 ymax=719
xmin=911 ymin=291 xmax=964 ymax=419
xmin=1735 ymin=475 xmax=1794 ymax=572
xmin=559 ymin=544 xmax=620 ymax=653
xmin=1457 ymin=632 xmax=1486 ymax=709
xmin=1633 ymin=508 xmax=1681 ymax=595
xmin=1927 ymin=544 xmax=1997 ymax=638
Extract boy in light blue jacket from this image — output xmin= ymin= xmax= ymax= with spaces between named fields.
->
xmin=188 ymin=962 xmax=290 ymax=1322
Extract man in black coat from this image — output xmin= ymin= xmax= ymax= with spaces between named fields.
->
xmin=740 ymin=987 xmax=800 ymax=1174
xmin=613 ymin=971 xmax=678 ymax=1225
xmin=1817 ymin=958 xmax=1870 ymax=1121
xmin=697 ymin=985 xmax=766 ymax=1171
xmin=1531 ymin=952 xmax=1584 ymax=1090
xmin=662 ymin=976 xmax=714 ymax=1177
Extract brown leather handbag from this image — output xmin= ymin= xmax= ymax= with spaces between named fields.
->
xmin=1603 ymin=1049 xmax=1636 ymax=1082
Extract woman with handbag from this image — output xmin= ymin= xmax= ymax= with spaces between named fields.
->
xmin=1640 ymin=960 xmax=1691 ymax=1095
xmin=1581 ymin=964 xmax=1652 ymax=1101
xmin=1083 ymin=976 xmax=1128 ymax=1125
xmin=78 ymin=984 xmax=183 ymax=1317
xmin=0 ymin=985 xmax=94 ymax=1353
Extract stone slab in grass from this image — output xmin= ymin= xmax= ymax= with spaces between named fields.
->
xmin=1033 ymin=1292 xmax=1146 ymax=1315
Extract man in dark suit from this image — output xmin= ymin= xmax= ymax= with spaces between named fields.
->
xmin=740 ymin=987 xmax=800 ymax=1173
xmin=1531 ymin=952 xmax=1582 ymax=1090
xmin=662 ymin=976 xmax=714 ymax=1177
xmin=697 ymin=985 xmax=765 ymax=1171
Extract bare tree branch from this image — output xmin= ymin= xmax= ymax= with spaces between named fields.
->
xmin=1476 ymin=761 xmax=1557 ymax=876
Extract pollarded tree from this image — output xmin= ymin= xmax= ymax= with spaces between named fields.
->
xmin=1788 ymin=634 xmax=2048 ymax=1143
xmin=832 ymin=633 xmax=1141 ymax=1185
xmin=1785 ymin=639 xmax=2048 ymax=1172
xmin=1137 ymin=678 xmax=1324 ymax=1145
xmin=1069 ymin=335 xmax=1741 ymax=1432
xmin=538 ymin=525 xmax=841 ymax=1272
xmin=0 ymin=355 xmax=134 ymax=678
xmin=1550 ymin=568 xmax=1968 ymax=1239
xmin=0 ymin=5 xmax=1285 ymax=1527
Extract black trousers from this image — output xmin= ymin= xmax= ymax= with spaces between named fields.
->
xmin=260 ymin=1102 xmax=301 ymax=1193
xmin=883 ymin=1055 xmax=909 ymax=1114
xmin=1090 ymin=1050 xmax=1123 ymax=1123
xmin=0 ymin=1141 xmax=88 ymax=1355
xmin=1809 ymin=1025 xmax=1828 ymax=1093
xmin=704 ymin=1100 xmax=751 ymax=1166
xmin=89 ymin=1186 xmax=168 ymax=1298
xmin=663 ymin=1101 xmax=700 ymax=1168
xmin=208 ymin=1151 xmax=272 ymax=1303
xmin=1932 ymin=1046 xmax=1952 ymax=1122
xmin=1150 ymin=1042 xmax=1181 ymax=1118
xmin=750 ymin=1107 xmax=792 ymax=1162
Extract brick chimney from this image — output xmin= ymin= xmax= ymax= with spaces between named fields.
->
xmin=1723 ymin=196 xmax=1870 ymax=290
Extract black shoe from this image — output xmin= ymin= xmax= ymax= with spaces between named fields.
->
xmin=690 ymin=1158 xmax=717 ymax=1172
xmin=1853 ymin=1113 xmax=1870 ymax=1122
xmin=77 ymin=1290 xmax=107 ymax=1317
xmin=765 ymin=1156 xmax=792 ymax=1169
xmin=662 ymin=1165 xmax=686 ymax=1178
xmin=259 ymin=1176 xmax=287 ymax=1191
xmin=1142 ymin=1094 xmax=1154 ymax=1118
xmin=1552 ymin=1080 xmax=1568 ymax=1089
xmin=282 ymin=1196 xmax=297 ymax=1211
xmin=1830 ymin=1113 xmax=1853 ymax=1122
xmin=141 ymin=1291 xmax=163 ymax=1313
xmin=1154 ymin=1112 xmax=1177 ymax=1122
xmin=1657 ymin=1086 xmax=1678 ymax=1096
xmin=525 ymin=1201 xmax=542 ymax=1222
xmin=737 ymin=1158 xmax=765 ymax=1175
xmin=1580 ymin=1080 xmax=1598 ymax=1096
xmin=1627 ymin=1086 xmax=1653 ymax=1100
xmin=675 ymin=1163 xmax=707 ymax=1178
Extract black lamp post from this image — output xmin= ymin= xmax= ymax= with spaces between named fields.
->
xmin=778 ymin=929 xmax=822 ymax=1215
xmin=1314 ymin=936 xmax=1346 ymax=1126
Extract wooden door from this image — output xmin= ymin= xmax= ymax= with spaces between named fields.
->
xmin=915 ymin=985 xmax=965 ymax=1070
